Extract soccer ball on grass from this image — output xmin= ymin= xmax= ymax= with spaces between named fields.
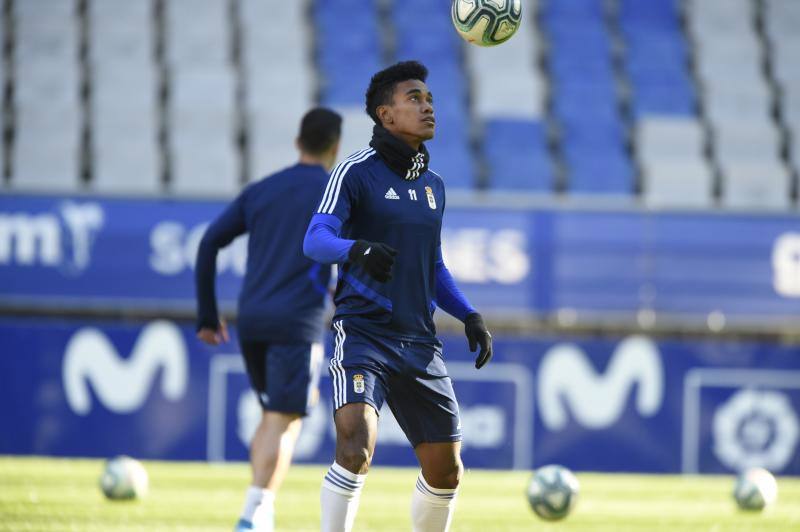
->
xmin=526 ymin=464 xmax=579 ymax=521
xmin=99 ymin=455 xmax=149 ymax=500
xmin=451 ymin=0 xmax=522 ymax=47
xmin=733 ymin=467 xmax=778 ymax=511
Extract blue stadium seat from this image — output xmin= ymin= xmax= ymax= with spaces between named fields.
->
xmin=566 ymin=149 xmax=635 ymax=194
xmin=540 ymin=0 xmax=606 ymax=21
xmin=429 ymin=142 xmax=475 ymax=190
xmin=315 ymin=0 xmax=382 ymax=106
xmin=484 ymin=120 xmax=553 ymax=191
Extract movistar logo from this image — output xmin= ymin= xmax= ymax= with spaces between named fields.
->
xmin=538 ymin=335 xmax=664 ymax=430
xmin=63 ymin=320 xmax=188 ymax=415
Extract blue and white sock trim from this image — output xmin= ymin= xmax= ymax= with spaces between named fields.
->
xmin=415 ymin=474 xmax=457 ymax=501
xmin=323 ymin=462 xmax=366 ymax=497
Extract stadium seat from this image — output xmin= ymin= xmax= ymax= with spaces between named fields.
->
xmin=165 ymin=0 xmax=228 ymax=67
xmin=242 ymin=0 xmax=314 ymax=181
xmin=721 ymin=162 xmax=791 ymax=209
xmin=316 ymin=0 xmax=381 ymax=106
xmin=11 ymin=0 xmax=82 ymax=190
xmin=12 ymin=106 xmax=82 ymax=191
xmin=643 ymin=161 xmax=714 ymax=208
xmin=89 ymin=0 xmax=160 ymax=194
xmin=169 ymin=68 xmax=238 ymax=195
xmin=92 ymin=114 xmax=161 ymax=194
xmin=636 ymin=118 xmax=705 ymax=162
xmin=483 ymin=120 xmax=553 ymax=192
xmin=714 ymin=121 xmax=781 ymax=166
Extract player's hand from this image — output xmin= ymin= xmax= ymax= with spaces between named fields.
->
xmin=197 ymin=319 xmax=229 ymax=345
xmin=464 ymin=312 xmax=492 ymax=369
xmin=348 ymin=239 xmax=398 ymax=283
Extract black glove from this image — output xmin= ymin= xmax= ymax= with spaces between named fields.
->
xmin=348 ymin=239 xmax=398 ymax=283
xmin=464 ymin=312 xmax=492 ymax=369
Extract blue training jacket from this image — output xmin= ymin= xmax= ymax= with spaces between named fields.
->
xmin=304 ymin=148 xmax=474 ymax=342
xmin=195 ymin=163 xmax=332 ymax=343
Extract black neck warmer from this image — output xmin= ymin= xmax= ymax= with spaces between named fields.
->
xmin=369 ymin=124 xmax=430 ymax=181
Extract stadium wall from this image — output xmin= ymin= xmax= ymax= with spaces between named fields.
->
xmin=1 ymin=193 xmax=799 ymax=475
xmin=0 ymin=317 xmax=798 ymax=475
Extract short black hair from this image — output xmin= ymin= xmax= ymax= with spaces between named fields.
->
xmin=365 ymin=60 xmax=429 ymax=125
xmin=297 ymin=107 xmax=342 ymax=154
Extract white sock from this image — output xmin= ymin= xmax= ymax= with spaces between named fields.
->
xmin=252 ymin=489 xmax=275 ymax=530
xmin=320 ymin=462 xmax=366 ymax=532
xmin=411 ymin=474 xmax=458 ymax=532
xmin=239 ymin=486 xmax=274 ymax=526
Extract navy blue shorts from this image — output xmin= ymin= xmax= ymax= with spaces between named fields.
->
xmin=239 ymin=340 xmax=324 ymax=416
xmin=328 ymin=320 xmax=462 ymax=447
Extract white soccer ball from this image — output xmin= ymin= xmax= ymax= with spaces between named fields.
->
xmin=451 ymin=0 xmax=522 ymax=47
xmin=733 ymin=467 xmax=778 ymax=511
xmin=526 ymin=465 xmax=579 ymax=521
xmin=99 ymin=455 xmax=149 ymax=500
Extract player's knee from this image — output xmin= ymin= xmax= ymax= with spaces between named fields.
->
xmin=441 ymin=460 xmax=463 ymax=489
xmin=336 ymin=442 xmax=372 ymax=474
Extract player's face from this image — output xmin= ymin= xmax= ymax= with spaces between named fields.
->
xmin=382 ymin=79 xmax=435 ymax=148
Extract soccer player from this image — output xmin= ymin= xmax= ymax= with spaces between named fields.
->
xmin=303 ymin=61 xmax=493 ymax=532
xmin=195 ymin=108 xmax=342 ymax=532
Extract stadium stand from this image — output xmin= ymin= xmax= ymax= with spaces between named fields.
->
xmin=1 ymin=0 xmax=797 ymax=209
xmin=541 ymin=0 xmax=635 ymax=195
xmin=393 ymin=0 xmax=475 ymax=188
xmin=11 ymin=0 xmax=82 ymax=191
xmin=314 ymin=0 xmax=383 ymax=162
xmin=166 ymin=0 xmax=238 ymax=195
xmin=687 ymin=0 xmax=791 ymax=208
xmin=765 ymin=0 xmax=800 ymax=179
xmin=466 ymin=6 xmax=553 ymax=191
xmin=241 ymin=0 xmax=315 ymax=180
xmin=89 ymin=0 xmax=161 ymax=194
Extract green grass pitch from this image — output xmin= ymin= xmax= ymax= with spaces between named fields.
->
xmin=1 ymin=456 xmax=799 ymax=531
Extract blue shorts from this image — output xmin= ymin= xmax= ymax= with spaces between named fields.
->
xmin=329 ymin=320 xmax=462 ymax=447
xmin=240 ymin=340 xmax=324 ymax=416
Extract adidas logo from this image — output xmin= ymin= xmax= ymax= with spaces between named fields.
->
xmin=384 ymin=187 xmax=400 ymax=200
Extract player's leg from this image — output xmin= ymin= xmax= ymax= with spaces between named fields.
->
xmin=320 ymin=403 xmax=378 ymax=532
xmin=321 ymin=321 xmax=387 ymax=532
xmin=239 ymin=410 xmax=301 ymax=531
xmin=387 ymin=343 xmax=462 ymax=532
xmin=237 ymin=340 xmax=324 ymax=531
xmin=412 ymin=441 xmax=463 ymax=532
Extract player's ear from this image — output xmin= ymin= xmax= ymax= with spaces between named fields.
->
xmin=377 ymin=104 xmax=393 ymax=125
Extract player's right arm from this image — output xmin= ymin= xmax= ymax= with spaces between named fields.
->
xmin=303 ymin=151 xmax=396 ymax=282
xmin=195 ymin=194 xmax=247 ymax=345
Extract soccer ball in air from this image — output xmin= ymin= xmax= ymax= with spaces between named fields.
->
xmin=99 ymin=455 xmax=149 ymax=500
xmin=733 ymin=467 xmax=778 ymax=511
xmin=526 ymin=465 xmax=579 ymax=521
xmin=451 ymin=0 xmax=522 ymax=47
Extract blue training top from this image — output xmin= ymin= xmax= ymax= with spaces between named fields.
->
xmin=304 ymin=148 xmax=474 ymax=342
xmin=195 ymin=163 xmax=332 ymax=343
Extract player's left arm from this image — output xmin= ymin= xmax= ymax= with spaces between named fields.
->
xmin=434 ymin=244 xmax=493 ymax=369
xmin=195 ymin=195 xmax=247 ymax=345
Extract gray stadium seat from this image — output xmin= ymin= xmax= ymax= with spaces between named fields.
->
xmin=12 ymin=0 xmax=81 ymax=190
xmin=168 ymin=65 xmax=238 ymax=195
xmin=637 ymin=118 xmax=705 ymax=162
xmin=241 ymin=0 xmax=314 ymax=181
xmin=714 ymin=121 xmax=781 ymax=165
xmin=332 ymin=108 xmax=376 ymax=165
xmin=467 ymin=22 xmax=544 ymax=119
xmin=12 ymin=106 xmax=81 ymax=191
xmin=92 ymin=110 xmax=161 ymax=194
xmin=721 ymin=162 xmax=791 ymax=209
xmin=165 ymin=0 xmax=228 ymax=67
xmin=643 ymin=161 xmax=714 ymax=208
